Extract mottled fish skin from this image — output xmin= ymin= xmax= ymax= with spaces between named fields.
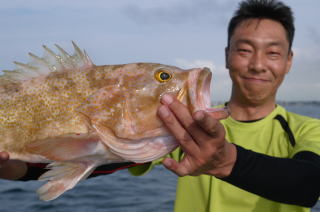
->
xmin=0 ymin=64 xmax=178 ymax=150
xmin=0 ymin=42 xmax=212 ymax=201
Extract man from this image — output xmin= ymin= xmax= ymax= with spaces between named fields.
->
xmin=1 ymin=0 xmax=320 ymax=211
xmin=153 ymin=0 xmax=320 ymax=211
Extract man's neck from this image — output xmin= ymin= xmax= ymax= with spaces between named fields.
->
xmin=227 ymin=98 xmax=276 ymax=121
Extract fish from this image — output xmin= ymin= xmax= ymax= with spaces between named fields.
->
xmin=0 ymin=41 xmax=216 ymax=201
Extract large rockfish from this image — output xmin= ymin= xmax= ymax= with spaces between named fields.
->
xmin=0 ymin=42 xmax=212 ymax=201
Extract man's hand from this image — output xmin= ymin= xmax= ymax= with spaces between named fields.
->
xmin=157 ymin=94 xmax=237 ymax=178
xmin=0 ymin=151 xmax=10 ymax=167
xmin=0 ymin=151 xmax=28 ymax=180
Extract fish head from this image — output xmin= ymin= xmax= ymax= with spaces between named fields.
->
xmin=79 ymin=63 xmax=212 ymax=162
xmin=148 ymin=64 xmax=212 ymax=113
xmin=108 ymin=63 xmax=212 ymax=139
xmin=82 ymin=63 xmax=212 ymax=139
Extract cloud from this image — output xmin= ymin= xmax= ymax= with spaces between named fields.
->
xmin=174 ymin=58 xmax=228 ymax=75
xmin=123 ymin=0 xmax=235 ymax=26
xmin=278 ymin=37 xmax=320 ymax=100
xmin=0 ymin=0 xmax=125 ymax=10
xmin=291 ymin=44 xmax=320 ymax=78
xmin=293 ymin=47 xmax=320 ymax=62
xmin=306 ymin=28 xmax=320 ymax=43
xmin=174 ymin=58 xmax=215 ymax=70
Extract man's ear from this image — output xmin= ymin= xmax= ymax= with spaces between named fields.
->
xmin=285 ymin=50 xmax=294 ymax=74
xmin=225 ymin=47 xmax=229 ymax=69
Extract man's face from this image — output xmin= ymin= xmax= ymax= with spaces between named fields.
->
xmin=226 ymin=18 xmax=293 ymax=104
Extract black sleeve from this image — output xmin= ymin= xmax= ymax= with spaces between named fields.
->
xmin=221 ymin=145 xmax=320 ymax=207
xmin=19 ymin=163 xmax=47 ymax=181
xmin=18 ymin=162 xmax=144 ymax=181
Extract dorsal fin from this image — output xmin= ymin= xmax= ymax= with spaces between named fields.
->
xmin=0 ymin=41 xmax=94 ymax=85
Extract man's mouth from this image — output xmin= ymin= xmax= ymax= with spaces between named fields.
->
xmin=242 ymin=76 xmax=270 ymax=83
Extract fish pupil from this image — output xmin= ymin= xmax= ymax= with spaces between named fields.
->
xmin=160 ymin=72 xmax=170 ymax=80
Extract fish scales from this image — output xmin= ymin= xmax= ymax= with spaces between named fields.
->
xmin=0 ymin=64 xmax=141 ymax=147
xmin=0 ymin=42 xmax=214 ymax=201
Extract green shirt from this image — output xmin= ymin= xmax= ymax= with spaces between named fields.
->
xmin=129 ymin=105 xmax=320 ymax=212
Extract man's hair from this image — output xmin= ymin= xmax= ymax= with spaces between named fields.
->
xmin=227 ymin=0 xmax=295 ymax=50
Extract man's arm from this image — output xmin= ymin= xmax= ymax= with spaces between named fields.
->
xmin=0 ymin=151 xmax=147 ymax=181
xmin=222 ymin=146 xmax=320 ymax=207
xmin=0 ymin=151 xmax=28 ymax=180
xmin=157 ymin=94 xmax=320 ymax=207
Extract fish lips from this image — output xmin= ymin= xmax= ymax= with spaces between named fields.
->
xmin=187 ymin=67 xmax=212 ymax=113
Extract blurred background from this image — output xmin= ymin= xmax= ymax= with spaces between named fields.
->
xmin=0 ymin=0 xmax=319 ymax=102
xmin=0 ymin=1 xmax=319 ymax=211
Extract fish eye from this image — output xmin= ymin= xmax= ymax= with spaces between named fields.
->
xmin=155 ymin=70 xmax=172 ymax=83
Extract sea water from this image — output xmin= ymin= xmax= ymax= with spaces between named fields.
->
xmin=0 ymin=103 xmax=319 ymax=212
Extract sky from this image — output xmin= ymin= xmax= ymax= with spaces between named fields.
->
xmin=0 ymin=0 xmax=319 ymax=101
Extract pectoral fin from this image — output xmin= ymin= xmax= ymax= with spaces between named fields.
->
xmin=27 ymin=134 xmax=125 ymax=201
xmin=37 ymin=161 xmax=97 ymax=201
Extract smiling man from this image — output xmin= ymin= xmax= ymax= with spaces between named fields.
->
xmin=0 ymin=0 xmax=319 ymax=211
xmin=156 ymin=0 xmax=320 ymax=211
xmin=227 ymin=18 xmax=292 ymax=114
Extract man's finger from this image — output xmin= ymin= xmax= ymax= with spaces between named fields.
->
xmin=0 ymin=152 xmax=9 ymax=162
xmin=161 ymin=94 xmax=195 ymax=128
xmin=0 ymin=152 xmax=9 ymax=169
xmin=160 ymin=94 xmax=211 ymax=146
xmin=193 ymin=111 xmax=224 ymax=138
xmin=205 ymin=107 xmax=230 ymax=120
xmin=162 ymin=158 xmax=189 ymax=177
xmin=157 ymin=105 xmax=201 ymax=157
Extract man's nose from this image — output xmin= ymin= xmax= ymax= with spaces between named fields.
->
xmin=248 ymin=52 xmax=266 ymax=73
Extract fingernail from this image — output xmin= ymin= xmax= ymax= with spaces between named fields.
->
xmin=161 ymin=94 xmax=173 ymax=105
xmin=158 ymin=105 xmax=170 ymax=118
xmin=163 ymin=159 xmax=172 ymax=168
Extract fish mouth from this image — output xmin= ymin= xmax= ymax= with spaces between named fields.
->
xmin=187 ymin=67 xmax=212 ymax=112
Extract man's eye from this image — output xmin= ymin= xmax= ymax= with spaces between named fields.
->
xmin=269 ymin=51 xmax=280 ymax=55
xmin=238 ymin=49 xmax=251 ymax=53
xmin=237 ymin=49 xmax=251 ymax=55
xmin=268 ymin=51 xmax=281 ymax=58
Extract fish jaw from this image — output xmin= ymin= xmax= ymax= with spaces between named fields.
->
xmin=187 ymin=67 xmax=212 ymax=112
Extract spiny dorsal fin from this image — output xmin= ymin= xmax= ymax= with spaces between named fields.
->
xmin=0 ymin=41 xmax=94 ymax=84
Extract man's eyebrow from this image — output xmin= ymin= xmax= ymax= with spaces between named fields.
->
xmin=267 ymin=41 xmax=285 ymax=47
xmin=234 ymin=39 xmax=252 ymax=45
xmin=234 ymin=39 xmax=285 ymax=47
